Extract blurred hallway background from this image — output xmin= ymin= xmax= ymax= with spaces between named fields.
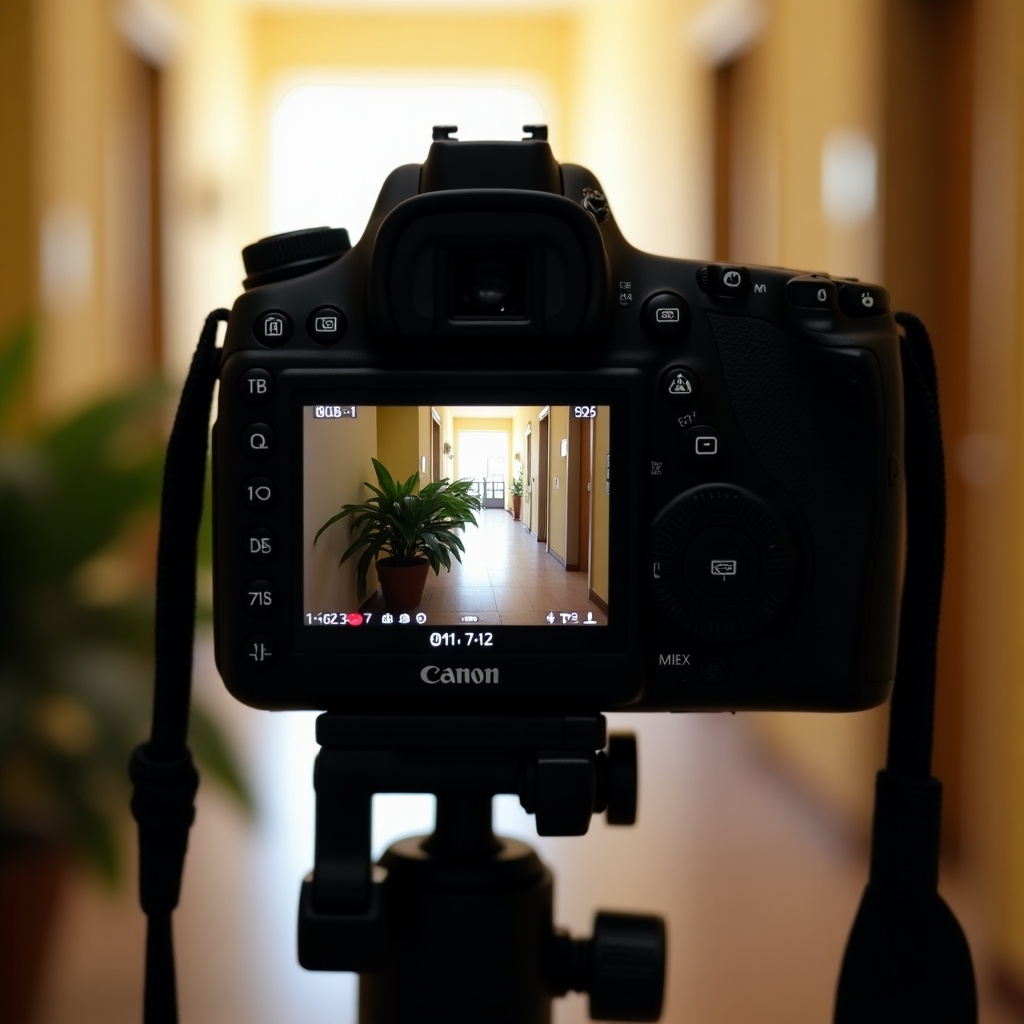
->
xmin=2 ymin=0 xmax=1024 ymax=1021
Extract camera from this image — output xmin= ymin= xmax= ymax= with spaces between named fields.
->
xmin=212 ymin=125 xmax=904 ymax=714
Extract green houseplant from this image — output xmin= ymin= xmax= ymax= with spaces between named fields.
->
xmin=0 ymin=325 xmax=249 ymax=877
xmin=0 ymin=325 xmax=251 ymax=1021
xmin=510 ymin=464 xmax=524 ymax=521
xmin=314 ymin=458 xmax=482 ymax=612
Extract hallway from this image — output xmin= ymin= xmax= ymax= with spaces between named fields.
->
xmin=420 ymin=508 xmax=607 ymax=626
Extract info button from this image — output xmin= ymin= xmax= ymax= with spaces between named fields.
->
xmin=642 ymin=292 xmax=691 ymax=341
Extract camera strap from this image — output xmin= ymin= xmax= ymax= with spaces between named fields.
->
xmin=129 ymin=308 xmax=228 ymax=1024
xmin=833 ymin=312 xmax=977 ymax=1022
xmin=130 ymin=308 xmax=976 ymax=1024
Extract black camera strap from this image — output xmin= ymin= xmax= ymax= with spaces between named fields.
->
xmin=131 ymin=309 xmax=975 ymax=1024
xmin=129 ymin=308 xmax=228 ymax=1024
xmin=833 ymin=312 xmax=977 ymax=1022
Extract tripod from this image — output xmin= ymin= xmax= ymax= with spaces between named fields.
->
xmin=298 ymin=713 xmax=666 ymax=1023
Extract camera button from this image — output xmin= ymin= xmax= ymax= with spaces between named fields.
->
xmin=243 ymin=423 xmax=275 ymax=459
xmin=239 ymin=369 xmax=274 ymax=404
xmin=245 ymin=527 xmax=275 ymax=561
xmin=307 ymin=306 xmax=347 ymax=345
xmin=786 ymin=276 xmax=836 ymax=309
xmin=245 ymin=580 xmax=276 ymax=617
xmin=642 ymin=292 xmax=691 ymax=339
xmin=244 ymin=477 xmax=275 ymax=509
xmin=685 ymin=528 xmax=760 ymax=604
xmin=697 ymin=265 xmax=750 ymax=298
xmin=245 ymin=635 xmax=275 ymax=668
xmin=681 ymin=426 xmax=721 ymax=464
xmin=661 ymin=366 xmax=700 ymax=401
xmin=254 ymin=310 xmax=293 ymax=346
xmin=837 ymin=282 xmax=889 ymax=317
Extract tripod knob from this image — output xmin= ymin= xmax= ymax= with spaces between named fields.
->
xmin=550 ymin=910 xmax=666 ymax=1022
xmin=599 ymin=732 xmax=638 ymax=825
xmin=588 ymin=911 xmax=666 ymax=1022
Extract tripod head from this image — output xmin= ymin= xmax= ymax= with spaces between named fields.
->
xmin=301 ymin=713 xmax=665 ymax=1022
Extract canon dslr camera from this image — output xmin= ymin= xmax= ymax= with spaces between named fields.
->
xmin=213 ymin=125 xmax=904 ymax=715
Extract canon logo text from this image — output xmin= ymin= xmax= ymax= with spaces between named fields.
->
xmin=420 ymin=665 xmax=499 ymax=685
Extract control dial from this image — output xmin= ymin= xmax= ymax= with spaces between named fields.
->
xmin=649 ymin=485 xmax=797 ymax=643
xmin=242 ymin=227 xmax=351 ymax=289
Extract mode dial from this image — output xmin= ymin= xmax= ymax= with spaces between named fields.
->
xmin=242 ymin=227 xmax=351 ymax=289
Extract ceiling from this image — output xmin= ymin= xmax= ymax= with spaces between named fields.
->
xmin=240 ymin=0 xmax=583 ymax=9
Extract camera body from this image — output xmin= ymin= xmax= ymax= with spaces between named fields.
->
xmin=212 ymin=128 xmax=904 ymax=714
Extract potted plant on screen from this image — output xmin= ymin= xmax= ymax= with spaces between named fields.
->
xmin=314 ymin=458 xmax=482 ymax=613
xmin=510 ymin=463 xmax=524 ymax=521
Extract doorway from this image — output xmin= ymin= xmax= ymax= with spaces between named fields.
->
xmin=536 ymin=409 xmax=549 ymax=544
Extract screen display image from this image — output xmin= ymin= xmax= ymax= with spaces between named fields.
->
xmin=301 ymin=403 xmax=611 ymax=638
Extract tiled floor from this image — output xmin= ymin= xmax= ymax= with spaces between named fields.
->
xmin=34 ymin=650 xmax=1021 ymax=1023
xmin=372 ymin=507 xmax=608 ymax=625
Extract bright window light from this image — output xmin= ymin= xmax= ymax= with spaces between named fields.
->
xmin=269 ymin=77 xmax=551 ymax=241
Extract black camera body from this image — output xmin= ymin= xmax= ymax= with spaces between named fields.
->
xmin=213 ymin=127 xmax=904 ymax=715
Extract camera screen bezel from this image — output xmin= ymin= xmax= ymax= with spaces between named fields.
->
xmin=288 ymin=371 xmax=639 ymax=663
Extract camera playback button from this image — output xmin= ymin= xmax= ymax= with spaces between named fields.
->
xmin=642 ymin=292 xmax=691 ymax=340
xmin=307 ymin=306 xmax=347 ymax=345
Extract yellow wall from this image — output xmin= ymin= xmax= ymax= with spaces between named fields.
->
xmin=418 ymin=404 xmax=432 ymax=483
xmin=590 ymin=406 xmax=610 ymax=607
xmin=303 ymin=405 xmax=379 ymax=610
xmin=163 ymin=0 xmax=257 ymax=382
xmin=432 ymin=404 xmax=450 ymax=467
xmin=0 ymin=0 xmax=33 ymax=341
xmin=705 ymin=0 xmax=889 ymax=831
xmin=569 ymin=0 xmax=712 ymax=258
xmin=966 ymin=0 xmax=1024 ymax=982
xmin=546 ymin=405 xmax=569 ymax=566
xmin=31 ymin=0 xmax=138 ymax=408
xmin=511 ymin=405 xmax=543 ymax=533
xmin=248 ymin=8 xmax=574 ymax=153
xmin=376 ymin=406 xmax=421 ymax=488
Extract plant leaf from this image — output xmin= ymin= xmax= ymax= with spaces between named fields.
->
xmin=0 ymin=323 xmax=32 ymax=425
xmin=189 ymin=703 xmax=255 ymax=815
